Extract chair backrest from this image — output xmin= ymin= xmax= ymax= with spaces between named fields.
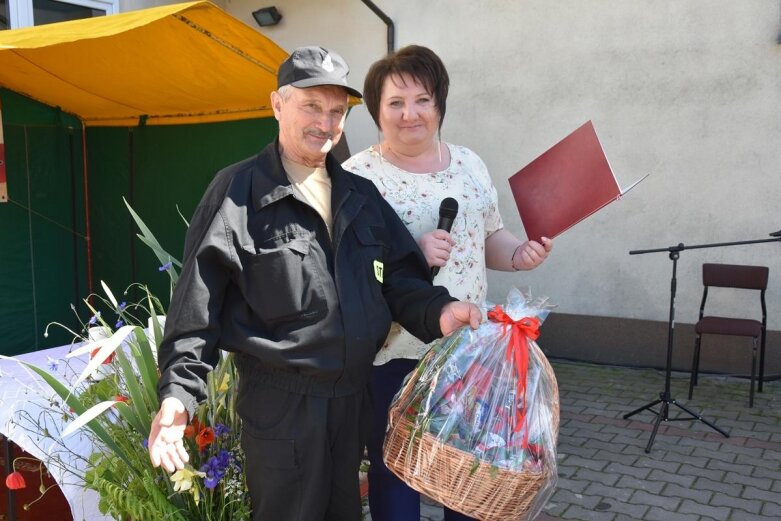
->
xmin=702 ymin=263 xmax=769 ymax=291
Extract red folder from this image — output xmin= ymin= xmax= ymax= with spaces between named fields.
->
xmin=508 ymin=121 xmax=646 ymax=242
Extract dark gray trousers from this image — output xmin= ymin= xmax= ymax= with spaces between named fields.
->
xmin=238 ymin=382 xmax=371 ymax=521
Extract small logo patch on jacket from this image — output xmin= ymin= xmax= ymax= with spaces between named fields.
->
xmin=373 ymin=260 xmax=384 ymax=283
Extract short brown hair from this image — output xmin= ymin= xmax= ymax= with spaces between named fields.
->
xmin=363 ymin=45 xmax=450 ymax=131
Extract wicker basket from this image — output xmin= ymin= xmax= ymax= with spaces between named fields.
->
xmin=383 ymin=341 xmax=560 ymax=521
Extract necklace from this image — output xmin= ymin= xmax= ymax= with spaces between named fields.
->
xmin=381 ymin=141 xmax=446 ymax=174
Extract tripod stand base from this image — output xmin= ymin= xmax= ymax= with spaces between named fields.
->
xmin=623 ymin=392 xmax=729 ymax=453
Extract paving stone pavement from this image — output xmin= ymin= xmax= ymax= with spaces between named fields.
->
xmin=363 ymin=358 xmax=781 ymax=521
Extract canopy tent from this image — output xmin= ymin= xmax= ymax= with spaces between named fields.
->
xmin=0 ymin=1 xmax=289 ymax=126
xmin=0 ymin=2 xmax=303 ymax=356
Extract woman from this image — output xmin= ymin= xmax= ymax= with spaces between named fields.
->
xmin=342 ymin=45 xmax=553 ymax=521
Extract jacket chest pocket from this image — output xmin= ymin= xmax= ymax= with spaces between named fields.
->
xmin=238 ymin=237 xmax=326 ymax=324
xmin=353 ymin=225 xmax=387 ymax=294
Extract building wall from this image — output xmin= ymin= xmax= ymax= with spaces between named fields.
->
xmin=127 ymin=0 xmax=781 ymax=374
xmin=118 ymin=0 xmax=197 ymax=13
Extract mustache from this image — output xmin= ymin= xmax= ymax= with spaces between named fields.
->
xmin=305 ymin=129 xmax=334 ymax=140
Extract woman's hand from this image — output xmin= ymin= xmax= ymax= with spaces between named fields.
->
xmin=485 ymin=230 xmax=553 ymax=272
xmin=417 ymin=229 xmax=456 ymax=269
xmin=512 ymin=237 xmax=553 ymax=270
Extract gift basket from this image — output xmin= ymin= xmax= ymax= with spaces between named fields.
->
xmin=383 ymin=288 xmax=559 ymax=521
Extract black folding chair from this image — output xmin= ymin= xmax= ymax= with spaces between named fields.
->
xmin=688 ymin=263 xmax=769 ymax=407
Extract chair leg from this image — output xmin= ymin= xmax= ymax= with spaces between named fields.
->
xmin=749 ymin=337 xmax=757 ymax=408
xmin=758 ymin=329 xmax=766 ymax=393
xmin=689 ymin=334 xmax=702 ymax=400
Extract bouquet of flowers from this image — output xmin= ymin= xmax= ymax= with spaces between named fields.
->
xmin=2 ymin=200 xmax=250 ymax=520
xmin=383 ymin=287 xmax=559 ymax=521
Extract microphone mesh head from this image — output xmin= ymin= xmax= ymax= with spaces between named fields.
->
xmin=439 ymin=197 xmax=459 ymax=219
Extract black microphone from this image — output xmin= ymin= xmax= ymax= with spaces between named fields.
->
xmin=431 ymin=197 xmax=459 ymax=277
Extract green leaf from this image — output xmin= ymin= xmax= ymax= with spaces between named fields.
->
xmin=115 ymin=340 xmax=152 ymax=434
xmin=83 ymin=299 xmax=110 ymax=329
xmin=114 ymin=401 xmax=146 ymax=435
xmin=101 ymin=280 xmax=119 ymax=310
xmin=123 ymin=197 xmax=170 ymax=262
xmin=131 ymin=333 xmax=160 ymax=410
xmin=0 ymin=356 xmax=132 ymax=469
xmin=136 ymin=235 xmax=183 ymax=270
xmin=175 ymin=204 xmax=190 ymax=228
xmin=62 ymin=400 xmax=118 ymax=438
xmin=124 ymin=197 xmax=181 ymax=287
xmin=148 ymin=297 xmax=165 ymax=353
xmin=72 ymin=325 xmax=136 ymax=388
xmin=65 ymin=327 xmax=109 ymax=358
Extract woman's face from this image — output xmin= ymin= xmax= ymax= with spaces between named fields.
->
xmin=378 ymin=73 xmax=440 ymax=149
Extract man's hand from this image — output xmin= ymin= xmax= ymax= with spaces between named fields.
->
xmin=439 ymin=301 xmax=482 ymax=336
xmin=148 ymin=397 xmax=189 ymax=473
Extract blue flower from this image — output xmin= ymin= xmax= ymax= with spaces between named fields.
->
xmin=214 ymin=423 xmax=230 ymax=437
xmin=115 ymin=320 xmax=124 ymax=329
xmin=199 ymin=449 xmax=232 ymax=490
xmin=217 ymin=449 xmax=231 ymax=467
xmin=47 ymin=357 xmax=60 ymax=372
xmin=159 ymin=262 xmax=173 ymax=272
xmin=204 ymin=475 xmax=221 ymax=489
xmin=118 ymin=301 xmax=127 ymax=311
xmin=142 ymin=438 xmax=149 ymax=449
xmin=88 ymin=311 xmax=101 ymax=325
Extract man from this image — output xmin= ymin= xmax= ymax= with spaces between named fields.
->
xmin=147 ymin=46 xmax=481 ymax=521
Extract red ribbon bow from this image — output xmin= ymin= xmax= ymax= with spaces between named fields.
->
xmin=487 ymin=305 xmax=541 ymax=447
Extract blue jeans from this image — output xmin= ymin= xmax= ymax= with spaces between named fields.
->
xmin=367 ymin=358 xmax=477 ymax=521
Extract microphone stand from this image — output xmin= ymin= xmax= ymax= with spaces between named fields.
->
xmin=623 ymin=232 xmax=781 ymax=453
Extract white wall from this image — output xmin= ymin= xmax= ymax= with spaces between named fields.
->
xmin=118 ymin=0 xmax=190 ymax=13
xmin=130 ymin=0 xmax=781 ymax=329
xmin=223 ymin=0 xmax=385 ymax=165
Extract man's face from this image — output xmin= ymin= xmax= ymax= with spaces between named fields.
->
xmin=272 ymin=85 xmax=349 ymax=167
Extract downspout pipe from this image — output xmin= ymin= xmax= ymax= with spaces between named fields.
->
xmin=360 ymin=0 xmax=394 ymax=53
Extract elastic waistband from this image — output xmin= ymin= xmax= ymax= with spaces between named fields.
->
xmin=234 ymin=353 xmax=367 ymax=398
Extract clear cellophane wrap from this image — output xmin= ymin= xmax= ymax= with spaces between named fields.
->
xmin=383 ymin=287 xmax=559 ymax=521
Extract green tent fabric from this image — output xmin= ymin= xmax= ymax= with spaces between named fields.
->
xmin=0 ymin=2 xmax=290 ymax=355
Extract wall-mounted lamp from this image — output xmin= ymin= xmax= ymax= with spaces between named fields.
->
xmin=252 ymin=6 xmax=282 ymax=27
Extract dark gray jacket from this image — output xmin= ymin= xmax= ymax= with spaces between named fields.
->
xmin=157 ymin=139 xmax=453 ymax=416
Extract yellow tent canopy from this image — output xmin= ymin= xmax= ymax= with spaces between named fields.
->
xmin=0 ymin=1 xmax=289 ymax=126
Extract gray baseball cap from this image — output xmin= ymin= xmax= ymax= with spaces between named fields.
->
xmin=277 ymin=46 xmax=363 ymax=98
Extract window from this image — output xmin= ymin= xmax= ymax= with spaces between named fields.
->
xmin=3 ymin=0 xmax=117 ymax=29
xmin=1 ymin=0 xmax=9 ymax=29
xmin=33 ymin=0 xmax=103 ymax=26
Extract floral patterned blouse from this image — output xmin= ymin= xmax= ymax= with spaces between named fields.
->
xmin=342 ymin=143 xmax=503 ymax=365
